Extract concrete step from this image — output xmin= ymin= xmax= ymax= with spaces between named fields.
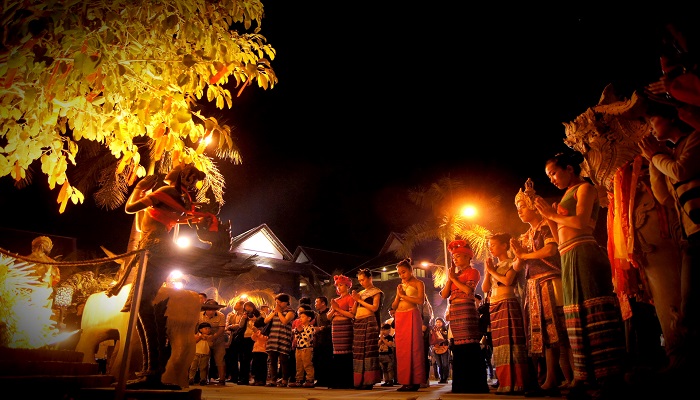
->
xmin=0 ymin=374 xmax=116 ymax=399
xmin=0 ymin=347 xmax=114 ymax=399
xmin=78 ymin=387 xmax=202 ymax=400
xmin=0 ymin=347 xmax=84 ymax=363
xmin=0 ymin=359 xmax=99 ymax=375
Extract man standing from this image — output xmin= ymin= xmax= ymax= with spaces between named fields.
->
xmin=313 ymin=296 xmax=333 ymax=387
xmin=639 ymin=100 xmax=700 ymax=373
xmin=225 ymin=300 xmax=245 ymax=382
xmin=200 ymin=299 xmax=227 ymax=385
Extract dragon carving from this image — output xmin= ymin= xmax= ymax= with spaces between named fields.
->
xmin=562 ymin=84 xmax=683 ymax=357
xmin=563 ymin=84 xmax=651 ymax=207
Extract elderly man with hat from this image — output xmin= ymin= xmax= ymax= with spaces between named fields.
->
xmin=439 ymin=240 xmax=489 ymax=394
xmin=200 ymin=299 xmax=228 ymax=385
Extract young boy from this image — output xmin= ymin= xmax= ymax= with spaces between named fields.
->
xmin=250 ymin=317 xmax=269 ymax=386
xmin=288 ymin=310 xmax=316 ymax=388
xmin=378 ymin=323 xmax=396 ymax=387
xmin=189 ymin=322 xmax=213 ymax=386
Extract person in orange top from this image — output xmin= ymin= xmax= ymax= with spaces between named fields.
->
xmin=440 ymin=240 xmax=489 ymax=394
xmin=328 ymin=274 xmax=355 ymax=389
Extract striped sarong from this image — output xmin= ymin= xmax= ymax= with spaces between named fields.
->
xmin=490 ymin=296 xmax=530 ymax=393
xmin=352 ymin=316 xmax=382 ymax=386
xmin=332 ymin=317 xmax=353 ymax=355
xmin=560 ymin=238 xmax=626 ymax=382
xmin=447 ymin=299 xmax=480 ymax=345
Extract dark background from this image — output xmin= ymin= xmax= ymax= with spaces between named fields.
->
xmin=0 ymin=5 xmax=679 ymax=258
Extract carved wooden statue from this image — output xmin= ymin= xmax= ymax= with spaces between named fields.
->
xmin=562 ymin=84 xmax=683 ymax=359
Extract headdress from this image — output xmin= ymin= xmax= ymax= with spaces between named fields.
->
xmin=514 ymin=178 xmax=536 ymax=210
xmin=164 ymin=164 xmax=205 ymax=188
xmin=447 ymin=240 xmax=474 ymax=257
xmin=333 ymin=274 xmax=352 ymax=289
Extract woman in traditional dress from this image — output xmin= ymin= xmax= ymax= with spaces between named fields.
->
xmin=440 ymin=240 xmax=489 ymax=394
xmin=391 ymin=258 xmax=426 ymax=392
xmin=351 ymin=268 xmax=384 ymax=390
xmin=511 ymin=178 xmax=573 ymax=395
xmin=482 ymin=232 xmax=529 ymax=395
xmin=535 ymin=151 xmax=627 ymax=399
xmin=329 ymin=274 xmax=355 ymax=389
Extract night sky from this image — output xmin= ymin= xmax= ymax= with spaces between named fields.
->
xmin=0 ymin=6 xmax=678 ymax=258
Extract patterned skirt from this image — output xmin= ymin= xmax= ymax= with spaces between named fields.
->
xmin=447 ymin=299 xmax=481 ymax=345
xmin=352 ymin=316 xmax=382 ymax=386
xmin=332 ymin=317 xmax=353 ymax=355
xmin=526 ymin=274 xmax=569 ymax=355
xmin=491 ymin=296 xmax=529 ymax=393
xmin=560 ymin=238 xmax=626 ymax=383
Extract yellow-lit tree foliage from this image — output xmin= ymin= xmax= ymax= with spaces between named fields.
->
xmin=0 ymin=0 xmax=277 ymax=212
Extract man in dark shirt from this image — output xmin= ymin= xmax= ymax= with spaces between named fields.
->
xmin=313 ymin=296 xmax=333 ymax=387
xmin=476 ymin=294 xmax=494 ymax=382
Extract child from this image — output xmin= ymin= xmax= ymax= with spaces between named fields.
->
xmin=288 ymin=310 xmax=316 ymax=388
xmin=189 ymin=322 xmax=213 ymax=386
xmin=250 ymin=317 xmax=269 ymax=386
xmin=289 ymin=304 xmax=316 ymax=384
xmin=378 ymin=323 xmax=396 ymax=387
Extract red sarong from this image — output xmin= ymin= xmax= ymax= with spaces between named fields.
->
xmin=394 ymin=307 xmax=426 ymax=385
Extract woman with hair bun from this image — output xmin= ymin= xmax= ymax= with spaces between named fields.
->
xmin=535 ymin=151 xmax=626 ymax=399
xmin=391 ymin=258 xmax=426 ymax=392
xmin=351 ymin=268 xmax=384 ymax=390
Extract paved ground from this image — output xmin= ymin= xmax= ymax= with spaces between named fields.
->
xmin=196 ymin=380 xmax=558 ymax=400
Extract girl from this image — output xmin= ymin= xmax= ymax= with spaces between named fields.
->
xmin=482 ymin=232 xmax=529 ymax=395
xmin=391 ymin=258 xmax=426 ymax=392
xmin=511 ymin=179 xmax=573 ymax=395
xmin=236 ymin=301 xmax=261 ymax=385
xmin=250 ymin=317 xmax=269 ymax=386
xmin=535 ymin=151 xmax=627 ymax=399
xmin=440 ymin=240 xmax=489 ymax=394
xmin=329 ymin=275 xmax=355 ymax=389
xmin=264 ymin=293 xmax=296 ymax=387
xmin=351 ymin=268 xmax=384 ymax=389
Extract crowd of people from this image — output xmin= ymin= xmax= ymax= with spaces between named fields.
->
xmin=186 ymin=101 xmax=696 ymax=397
xmin=107 ymin=15 xmax=698 ymax=400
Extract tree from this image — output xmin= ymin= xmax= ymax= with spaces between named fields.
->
xmin=0 ymin=0 xmax=277 ymax=213
xmin=398 ymin=176 xmax=500 ymax=287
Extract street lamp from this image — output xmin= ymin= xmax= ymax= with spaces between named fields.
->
xmin=461 ymin=205 xmax=477 ymax=218
xmin=441 ymin=204 xmax=480 ymax=269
